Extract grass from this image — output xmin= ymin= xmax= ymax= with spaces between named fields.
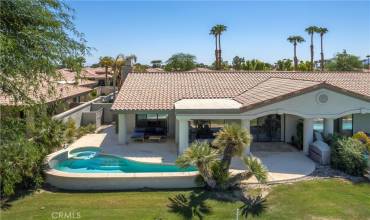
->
xmin=1 ymin=179 xmax=369 ymax=220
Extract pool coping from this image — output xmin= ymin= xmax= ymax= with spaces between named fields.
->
xmin=45 ymin=146 xmax=199 ymax=179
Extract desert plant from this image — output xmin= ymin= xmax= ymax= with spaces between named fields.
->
xmin=176 ymin=141 xmax=219 ymax=188
xmin=212 ymin=124 xmax=253 ymax=175
xmin=177 ymin=125 xmax=267 ymax=190
xmin=353 ymin=131 xmax=370 ymax=152
xmin=64 ymin=118 xmax=77 ymax=143
xmin=331 ymin=137 xmax=367 ymax=176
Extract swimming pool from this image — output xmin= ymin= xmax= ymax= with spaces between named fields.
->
xmin=53 ymin=147 xmax=196 ymax=173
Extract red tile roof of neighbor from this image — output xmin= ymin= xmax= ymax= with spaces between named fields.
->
xmin=0 ymin=83 xmax=92 ymax=106
xmin=57 ymin=69 xmax=97 ymax=86
xmin=111 ymin=71 xmax=370 ymax=111
xmin=82 ymin=67 xmax=112 ymax=79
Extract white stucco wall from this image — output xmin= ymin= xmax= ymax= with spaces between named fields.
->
xmin=242 ymin=88 xmax=370 ymax=119
xmin=284 ymin=114 xmax=301 ymax=143
xmin=353 ymin=113 xmax=370 ymax=134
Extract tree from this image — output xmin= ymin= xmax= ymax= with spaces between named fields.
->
xmin=134 ymin=63 xmax=149 ymax=72
xmin=164 ymin=53 xmax=197 ymax=71
xmin=176 ymin=141 xmax=219 ymax=188
xmin=99 ymin=56 xmax=114 ymax=86
xmin=297 ymin=61 xmax=312 ymax=71
xmin=366 ymin=55 xmax=370 ymax=70
xmin=326 ymin=50 xmax=363 ymax=71
xmin=287 ymin=36 xmax=305 ymax=70
xmin=232 ymin=56 xmax=245 ymax=70
xmin=0 ymin=0 xmax=89 ymax=104
xmin=209 ymin=26 xmax=218 ymax=69
xmin=112 ymin=54 xmax=137 ymax=95
xmin=176 ymin=124 xmax=267 ymax=190
xmin=212 ymin=124 xmax=253 ymax=174
xmin=150 ymin=60 xmax=162 ymax=68
xmin=275 ymin=59 xmax=293 ymax=71
xmin=210 ymin=24 xmax=227 ymax=69
xmin=317 ymin=27 xmax=329 ymax=71
xmin=305 ymin=26 xmax=319 ymax=71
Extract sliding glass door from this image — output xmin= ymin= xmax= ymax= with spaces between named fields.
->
xmin=250 ymin=114 xmax=282 ymax=142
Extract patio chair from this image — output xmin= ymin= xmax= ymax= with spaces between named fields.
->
xmin=130 ymin=128 xmax=145 ymax=142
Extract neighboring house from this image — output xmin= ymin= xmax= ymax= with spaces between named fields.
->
xmin=146 ymin=67 xmax=165 ymax=72
xmin=57 ymin=68 xmax=98 ymax=88
xmin=1 ymin=81 xmax=93 ymax=116
xmin=82 ymin=67 xmax=112 ymax=86
xmin=112 ymin=71 xmax=370 ymax=155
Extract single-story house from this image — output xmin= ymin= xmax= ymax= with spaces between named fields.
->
xmin=111 ymin=71 xmax=370 ymax=155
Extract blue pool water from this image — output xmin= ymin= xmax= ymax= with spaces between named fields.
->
xmin=54 ymin=147 xmax=196 ymax=173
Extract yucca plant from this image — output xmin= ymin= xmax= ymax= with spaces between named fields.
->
xmin=212 ymin=124 xmax=253 ymax=175
xmin=176 ymin=141 xmax=220 ymax=188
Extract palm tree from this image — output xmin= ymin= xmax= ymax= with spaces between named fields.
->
xmin=317 ymin=27 xmax=328 ymax=71
xmin=212 ymin=124 xmax=252 ymax=174
xmin=176 ymin=141 xmax=219 ymax=188
xmin=209 ymin=26 xmax=218 ymax=69
xmin=210 ymin=24 xmax=227 ymax=70
xmin=215 ymin=24 xmax=227 ymax=69
xmin=112 ymin=54 xmax=125 ymax=100
xmin=111 ymin=54 xmax=137 ymax=100
xmin=99 ymin=56 xmax=114 ymax=85
xmin=305 ymin=26 xmax=319 ymax=71
xmin=287 ymin=36 xmax=305 ymax=71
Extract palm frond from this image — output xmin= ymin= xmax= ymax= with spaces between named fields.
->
xmin=243 ymin=156 xmax=268 ymax=183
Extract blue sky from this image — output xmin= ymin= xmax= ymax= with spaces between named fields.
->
xmin=68 ymin=1 xmax=370 ymax=65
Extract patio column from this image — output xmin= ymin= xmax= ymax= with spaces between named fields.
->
xmin=118 ymin=113 xmax=128 ymax=144
xmin=303 ymin=118 xmax=314 ymax=155
xmin=241 ymin=119 xmax=251 ymax=154
xmin=178 ymin=119 xmax=189 ymax=155
xmin=175 ymin=119 xmax=179 ymax=144
xmin=324 ymin=118 xmax=334 ymax=136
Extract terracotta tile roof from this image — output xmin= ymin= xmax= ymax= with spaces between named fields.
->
xmin=57 ymin=69 xmax=97 ymax=87
xmin=82 ymin=67 xmax=112 ymax=79
xmin=234 ymin=78 xmax=322 ymax=109
xmin=111 ymin=71 xmax=370 ymax=111
xmin=0 ymin=83 xmax=92 ymax=106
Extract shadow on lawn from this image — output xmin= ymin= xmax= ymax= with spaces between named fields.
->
xmin=167 ymin=189 xmax=267 ymax=220
xmin=168 ymin=191 xmax=212 ymax=220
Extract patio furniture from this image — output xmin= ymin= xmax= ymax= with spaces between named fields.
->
xmin=130 ymin=128 xmax=145 ymax=142
xmin=148 ymin=135 xmax=162 ymax=142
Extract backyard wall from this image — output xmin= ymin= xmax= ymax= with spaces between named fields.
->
xmin=53 ymin=94 xmax=114 ymax=128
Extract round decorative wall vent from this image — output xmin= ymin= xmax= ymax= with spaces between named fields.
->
xmin=316 ymin=93 xmax=328 ymax=104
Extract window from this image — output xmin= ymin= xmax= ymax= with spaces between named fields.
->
xmin=334 ymin=115 xmax=353 ymax=136
xmin=313 ymin=118 xmax=324 ymax=133
xmin=135 ymin=113 xmax=168 ymax=134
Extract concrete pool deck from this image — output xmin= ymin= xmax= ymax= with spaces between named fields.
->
xmin=66 ymin=125 xmax=316 ymax=183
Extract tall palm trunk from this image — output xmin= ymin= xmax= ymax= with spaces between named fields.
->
xmin=293 ymin=43 xmax=298 ymax=71
xmin=320 ymin=34 xmax=324 ymax=71
xmin=310 ymin=33 xmax=314 ymax=71
xmin=214 ymin=35 xmax=218 ymax=69
xmin=105 ymin=66 xmax=108 ymax=86
xmin=218 ymin=34 xmax=222 ymax=69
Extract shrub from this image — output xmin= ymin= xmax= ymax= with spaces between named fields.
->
xmin=76 ymin=124 xmax=96 ymax=138
xmin=331 ymin=137 xmax=367 ymax=176
xmin=352 ymin=131 xmax=370 ymax=152
xmin=64 ymin=118 xmax=77 ymax=143
xmin=0 ymin=137 xmax=44 ymax=197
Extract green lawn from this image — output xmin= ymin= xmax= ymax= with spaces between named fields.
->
xmin=1 ymin=179 xmax=369 ymax=220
